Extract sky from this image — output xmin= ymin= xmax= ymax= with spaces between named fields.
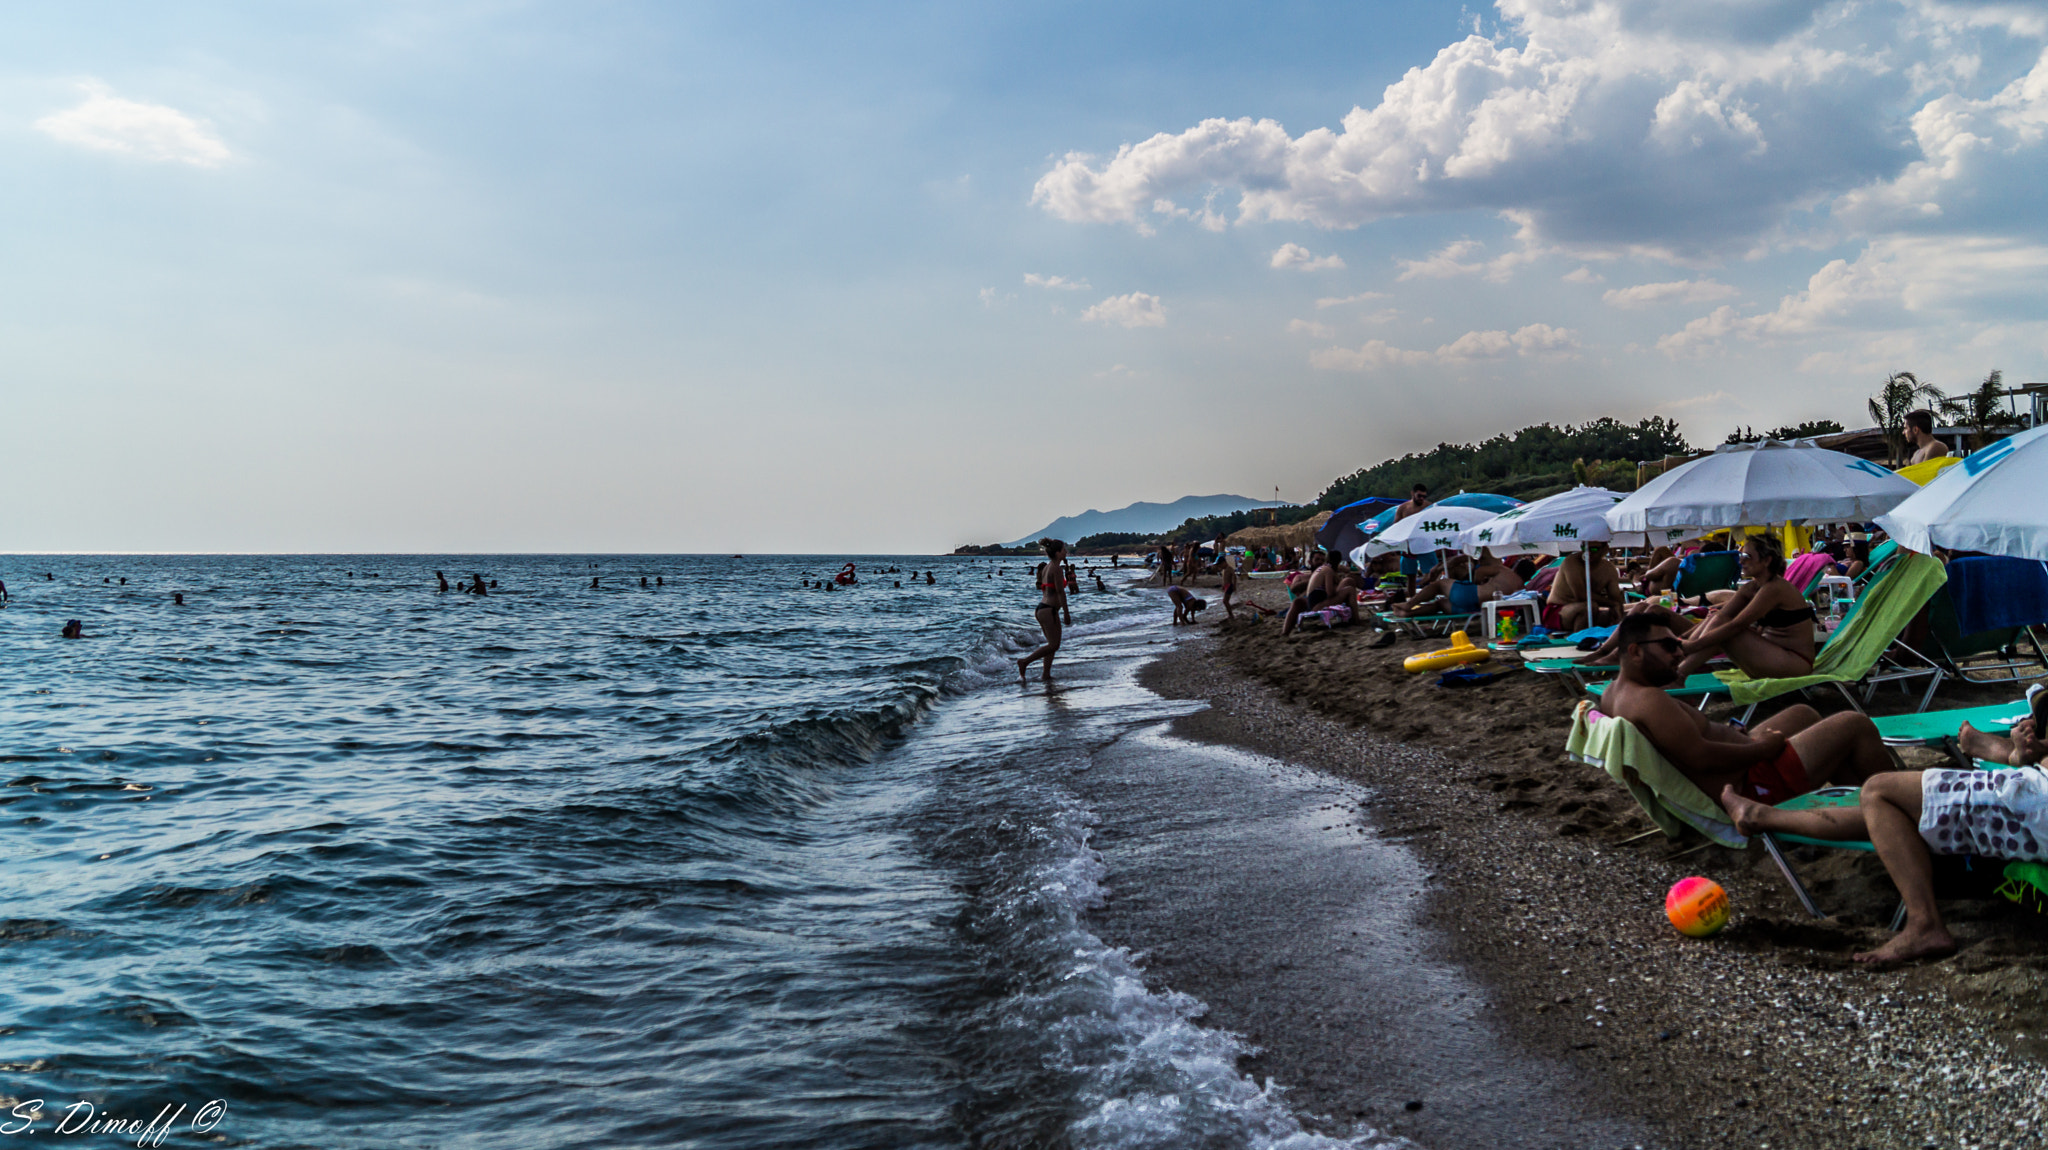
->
xmin=3 ymin=0 xmax=2045 ymax=553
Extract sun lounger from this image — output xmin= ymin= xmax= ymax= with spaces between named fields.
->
xmin=1711 ymin=551 xmax=1948 ymax=716
xmin=1753 ymin=787 xmax=1905 ymax=926
xmin=1674 ymin=551 xmax=1742 ymax=600
xmin=1384 ymin=610 xmax=1476 ymax=638
xmin=1871 ymin=700 xmax=2032 ymax=747
xmin=1926 ymin=557 xmax=2048 ymax=683
xmin=1565 ymin=701 xmax=1745 ymax=846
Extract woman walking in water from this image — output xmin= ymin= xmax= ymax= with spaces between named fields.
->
xmin=1018 ymin=538 xmax=1068 ymax=683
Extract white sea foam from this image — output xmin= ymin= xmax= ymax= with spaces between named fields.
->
xmin=984 ymin=792 xmax=1416 ymax=1150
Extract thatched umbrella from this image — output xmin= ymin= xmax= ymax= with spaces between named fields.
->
xmin=1227 ymin=511 xmax=1330 ymax=549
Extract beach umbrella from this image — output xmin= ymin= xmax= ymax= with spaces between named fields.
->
xmin=1605 ymin=439 xmax=1920 ymax=534
xmin=1360 ymin=504 xmax=1505 ymax=557
xmin=1355 ymin=491 xmax=1523 ymax=545
xmin=1874 ymin=425 xmax=2048 ymax=561
xmin=1315 ymin=497 xmax=1402 ymax=557
xmin=1458 ymin=486 xmax=1631 ymax=555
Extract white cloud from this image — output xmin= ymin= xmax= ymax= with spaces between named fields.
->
xmin=1081 ymin=292 xmax=1167 ymax=328
xmin=1601 ymin=278 xmax=1740 ymax=308
xmin=1270 ymin=242 xmax=1346 ymax=270
xmin=1315 ymin=291 xmax=1390 ymax=308
xmin=1395 ymin=237 xmax=1544 ymax=282
xmin=35 ymin=82 xmax=230 ymax=167
xmin=1312 ymin=322 xmax=1579 ymax=370
xmin=978 ymin=287 xmax=1012 ymax=308
xmin=1023 ymin=273 xmax=1091 ymax=291
xmin=1656 ymin=233 xmax=2048 ymax=355
xmin=1287 ymin=318 xmax=1336 ymax=338
xmin=1563 ymin=266 xmax=1606 ymax=284
xmin=1031 ymin=2 xmax=2048 ymax=260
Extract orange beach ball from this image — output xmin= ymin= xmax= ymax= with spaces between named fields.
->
xmin=1665 ymin=877 xmax=1730 ymax=938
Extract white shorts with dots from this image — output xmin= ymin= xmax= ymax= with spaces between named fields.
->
xmin=1919 ymin=767 xmax=2048 ymax=860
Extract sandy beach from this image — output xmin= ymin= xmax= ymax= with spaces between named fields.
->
xmin=1131 ymin=572 xmax=2048 ymax=1150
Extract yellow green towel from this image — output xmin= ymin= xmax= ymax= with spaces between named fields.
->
xmin=1712 ymin=551 xmax=1947 ymax=706
xmin=1566 ymin=700 xmax=1748 ymax=848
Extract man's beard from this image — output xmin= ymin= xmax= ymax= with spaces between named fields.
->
xmin=1641 ymin=660 xmax=1681 ymax=687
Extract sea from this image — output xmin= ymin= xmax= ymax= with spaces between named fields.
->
xmin=0 ymin=554 xmax=1426 ymax=1150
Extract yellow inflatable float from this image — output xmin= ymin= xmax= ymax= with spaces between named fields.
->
xmin=1402 ymin=630 xmax=1492 ymax=674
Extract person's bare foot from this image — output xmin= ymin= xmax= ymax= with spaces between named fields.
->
xmin=1958 ymin=721 xmax=1995 ymax=763
xmin=1016 ymin=658 xmax=1029 ymax=684
xmin=1718 ymin=785 xmax=1772 ymax=835
xmin=1851 ymin=923 xmax=1957 ymax=969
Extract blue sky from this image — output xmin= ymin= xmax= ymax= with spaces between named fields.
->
xmin=4 ymin=1 xmax=2045 ymax=552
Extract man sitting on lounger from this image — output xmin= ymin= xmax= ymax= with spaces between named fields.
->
xmin=1472 ymin=547 xmax=1524 ymax=602
xmin=1721 ymin=756 xmax=2048 ymax=968
xmin=1281 ymin=553 xmax=1341 ymax=636
xmin=1548 ymin=543 xmax=1625 ymax=631
xmin=1602 ymin=611 xmax=1893 ymax=808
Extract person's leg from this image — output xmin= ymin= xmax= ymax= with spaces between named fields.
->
xmin=1958 ymin=721 xmax=2016 ymax=765
xmin=1223 ymin=584 xmax=1236 ymax=619
xmin=1750 ymin=703 xmax=1820 ymax=739
xmin=1786 ymin=711 xmax=1893 ymax=789
xmin=1555 ymin=602 xmax=1587 ymax=632
xmin=1852 ymin=771 xmax=1953 ymax=967
xmin=1020 ymin=609 xmax=1061 ymax=679
xmin=1687 ymin=630 xmax=1813 ymax=680
xmin=1038 ymin=614 xmax=1062 ymax=678
xmin=1718 ymin=785 xmax=1870 ymax=838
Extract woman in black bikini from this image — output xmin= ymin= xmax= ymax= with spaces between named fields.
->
xmin=1018 ymin=538 xmax=1069 ymax=683
xmin=1675 ymin=535 xmax=1816 ymax=680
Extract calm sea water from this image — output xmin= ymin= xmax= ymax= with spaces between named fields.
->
xmin=0 ymin=555 xmax=1404 ymax=1150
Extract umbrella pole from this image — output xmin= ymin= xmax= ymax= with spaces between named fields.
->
xmin=1585 ymin=542 xmax=1593 ymax=631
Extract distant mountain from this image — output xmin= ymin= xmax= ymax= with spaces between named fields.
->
xmin=1007 ymin=495 xmax=1290 ymax=547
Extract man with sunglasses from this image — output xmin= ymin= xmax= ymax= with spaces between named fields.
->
xmin=1602 ymin=610 xmax=1892 ymax=807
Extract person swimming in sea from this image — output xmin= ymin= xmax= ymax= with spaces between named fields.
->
xmin=591 ymin=577 xmax=601 ymax=589
xmin=437 ymin=571 xmax=451 ymax=593
xmin=174 ymin=592 xmax=184 ymax=606
xmin=60 ymin=619 xmax=85 ymax=639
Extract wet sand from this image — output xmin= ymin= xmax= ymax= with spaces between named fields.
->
xmin=1132 ymin=573 xmax=2048 ymax=1150
xmin=1075 ymin=725 xmax=1653 ymax=1148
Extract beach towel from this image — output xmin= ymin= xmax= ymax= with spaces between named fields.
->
xmin=1565 ymin=701 xmax=1747 ymax=848
xmin=1944 ymin=556 xmax=2048 ymax=635
xmin=1784 ymin=551 xmax=1833 ymax=592
xmin=1712 ymin=551 xmax=1947 ymax=707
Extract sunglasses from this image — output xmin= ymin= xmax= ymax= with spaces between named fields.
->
xmin=1641 ymin=636 xmax=1683 ymax=654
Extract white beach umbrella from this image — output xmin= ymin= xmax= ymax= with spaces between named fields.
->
xmin=1605 ymin=439 xmax=1919 ymax=533
xmin=1874 ymin=424 xmax=2048 ymax=561
xmin=1458 ymin=486 xmax=1631 ymax=555
xmin=1361 ymin=505 xmax=1504 ymax=557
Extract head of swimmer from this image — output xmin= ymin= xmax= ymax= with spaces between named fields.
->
xmin=1616 ymin=610 xmax=1682 ymax=687
xmin=1039 ymin=537 xmax=1067 ymax=560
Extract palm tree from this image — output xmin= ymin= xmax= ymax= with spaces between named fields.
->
xmin=1937 ymin=369 xmax=2020 ymax=452
xmin=1867 ymin=371 xmax=1947 ymax=466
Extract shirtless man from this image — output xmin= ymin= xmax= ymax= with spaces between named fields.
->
xmin=1393 ymin=483 xmax=1430 ymax=523
xmin=1395 ymin=554 xmax=1471 ymax=617
xmin=1472 ymin=548 xmax=1524 ymax=602
xmin=1602 ymin=611 xmax=1892 ymax=809
xmin=1631 ymin=547 xmax=1680 ymax=596
xmin=1904 ymin=410 xmax=1948 ymax=465
xmin=1281 ymin=553 xmax=1339 ymax=636
xmin=1548 ymin=543 xmax=1625 ymax=631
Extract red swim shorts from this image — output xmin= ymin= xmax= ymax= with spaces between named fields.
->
xmin=1737 ymin=742 xmax=1810 ymax=805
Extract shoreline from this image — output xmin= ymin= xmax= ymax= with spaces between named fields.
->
xmin=1122 ymin=587 xmax=2048 ymax=1150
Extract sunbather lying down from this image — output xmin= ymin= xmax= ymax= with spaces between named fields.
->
xmin=1601 ymin=612 xmax=1890 ymax=806
xmin=1722 ymin=765 xmax=2048 ymax=968
xmin=1393 ymin=554 xmax=1470 ymax=617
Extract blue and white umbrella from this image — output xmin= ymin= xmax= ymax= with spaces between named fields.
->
xmin=1606 ymin=438 xmax=1919 ymax=533
xmin=1874 ymin=424 xmax=2048 ymax=561
xmin=1359 ymin=504 xmax=1504 ymax=558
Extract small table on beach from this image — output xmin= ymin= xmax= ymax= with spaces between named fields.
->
xmin=1815 ymin=574 xmax=1854 ymax=618
xmin=1482 ymin=599 xmax=1544 ymax=650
